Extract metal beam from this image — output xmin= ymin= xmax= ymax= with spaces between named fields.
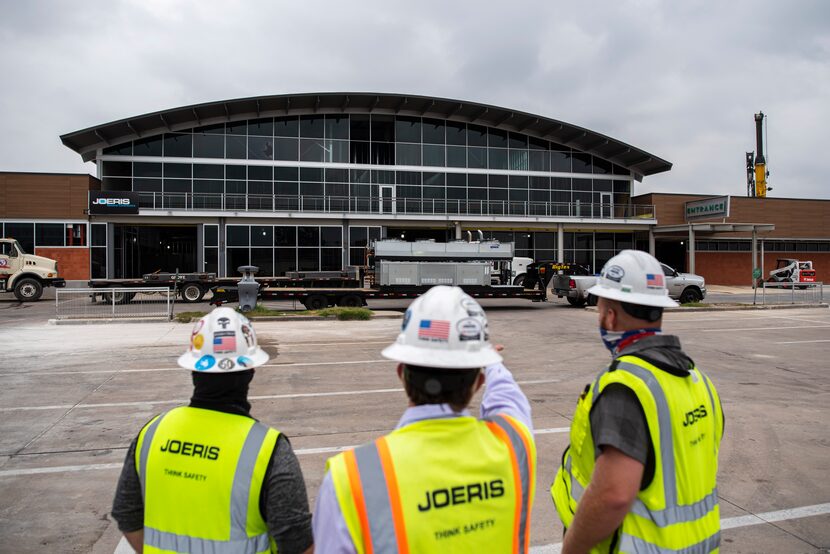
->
xmin=493 ymin=112 xmax=513 ymax=127
xmin=126 ymin=121 xmax=140 ymax=138
xmin=341 ymin=96 xmax=350 ymax=111
xmin=470 ymin=106 xmax=489 ymax=121
xmin=94 ymin=129 xmax=109 ymax=145
xmin=159 ymin=114 xmax=171 ymax=130
xmin=370 ymin=95 xmax=381 ymax=111
xmin=192 ymin=108 xmax=201 ymax=126
xmin=445 ymin=103 xmax=463 ymax=119
xmin=394 ymin=96 xmax=408 ymax=113
xmin=515 ymin=117 xmax=538 ymax=133
xmin=314 ymin=96 xmax=321 ymax=113
xmin=421 ymin=99 xmax=435 ymax=116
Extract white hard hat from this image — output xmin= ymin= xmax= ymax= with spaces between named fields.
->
xmin=178 ymin=307 xmax=269 ymax=372
xmin=586 ymin=250 xmax=679 ymax=308
xmin=382 ymin=286 xmax=503 ymax=369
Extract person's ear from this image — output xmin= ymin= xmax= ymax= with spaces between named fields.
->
xmin=474 ymin=370 xmax=485 ymax=393
xmin=396 ymin=363 xmax=404 ymax=382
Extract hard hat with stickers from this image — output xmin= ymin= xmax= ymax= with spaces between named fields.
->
xmin=177 ymin=307 xmax=269 ymax=372
xmin=382 ymin=286 xmax=502 ymax=369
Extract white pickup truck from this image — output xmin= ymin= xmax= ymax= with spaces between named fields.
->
xmin=553 ymin=262 xmax=707 ymax=306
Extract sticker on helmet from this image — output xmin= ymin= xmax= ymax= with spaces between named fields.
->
xmin=213 ymin=331 xmax=236 ymax=354
xmin=218 ymin=358 xmax=235 ymax=371
xmin=216 ymin=317 xmax=232 ymax=330
xmin=241 ymin=325 xmax=255 ymax=348
xmin=192 ymin=334 xmax=204 ymax=350
xmin=457 ymin=318 xmax=483 ymax=341
xmin=460 ymin=297 xmax=484 ymax=317
xmin=195 ymin=355 xmax=215 ymax=371
xmin=401 ymin=308 xmax=412 ymax=331
xmin=646 ymin=273 xmax=664 ymax=288
xmin=604 ymin=265 xmax=625 ymax=282
xmin=237 ymin=356 xmax=253 ymax=368
xmin=418 ymin=319 xmax=450 ymax=342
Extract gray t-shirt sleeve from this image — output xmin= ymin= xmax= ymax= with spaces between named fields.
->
xmin=590 ymin=383 xmax=650 ymax=466
xmin=111 ymin=438 xmax=144 ymax=533
xmin=261 ymin=434 xmax=314 ymax=554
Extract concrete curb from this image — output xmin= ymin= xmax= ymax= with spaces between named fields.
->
xmin=585 ymin=303 xmax=829 ymax=313
xmin=48 ymin=311 xmax=403 ymax=325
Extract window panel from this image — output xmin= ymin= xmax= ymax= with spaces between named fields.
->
xmin=226 ymin=135 xmax=247 ymax=159
xmin=422 ymin=118 xmax=445 ymax=144
xmin=163 ymin=134 xmax=192 ymax=157
xmin=227 ymin=226 xmax=249 ymax=247
xmin=488 ymin=148 xmax=508 ymax=170
xmin=91 ymin=224 xmax=107 ymax=247
xmin=298 ymin=226 xmax=320 ymax=247
xmin=134 ymin=162 xmax=162 ymax=178
xmin=446 ymin=146 xmax=466 ymax=168
xmin=248 ymin=165 xmax=272 ymax=181
xmin=226 ymin=121 xmax=247 ymax=135
xmin=300 ymin=115 xmax=324 ymax=138
xmin=488 ymin=128 xmax=507 ymax=148
xmin=163 ymin=163 xmax=192 ymax=178
xmin=395 ymin=116 xmax=421 ymax=143
xmin=422 ymin=145 xmax=445 ymax=167
xmin=350 ymin=141 xmax=371 ymax=164
xmin=371 ymin=143 xmax=395 ymax=165
xmin=297 ymin=248 xmax=319 ymax=271
xmin=134 ymin=136 xmax=162 ymax=157
xmin=467 ymin=124 xmax=487 ymax=146
xmin=300 ymin=139 xmax=325 ymax=162
xmin=250 ymin=248 xmax=274 ymax=276
xmin=248 ymin=137 xmax=274 ymax=160
xmin=350 ymin=115 xmax=371 ymax=141
xmin=571 ymin=152 xmax=592 ymax=173
xmin=193 ymin=164 xmax=223 ymax=179
xmin=163 ymin=179 xmax=191 ymax=193
xmin=529 ymin=150 xmax=549 ymax=172
xmin=102 ymin=161 xmax=131 ymax=177
xmin=91 ymin=247 xmax=107 ymax=278
xmin=274 ymin=248 xmax=296 ymax=275
xmin=274 ymin=117 xmax=299 ymax=137
xmin=396 ymin=144 xmax=421 ymax=166
xmin=468 ymin=147 xmax=486 ymax=169
xmin=551 ymin=151 xmax=571 ymax=173
xmin=446 ymin=121 xmax=466 ymax=146
xmin=103 ymin=142 xmax=133 ymax=156
xmin=593 ymin=157 xmax=612 ymax=175
xmin=274 ymin=226 xmax=296 ymax=247
xmin=227 ymin=248 xmax=250 ymax=275
xmin=350 ymin=227 xmax=368 ymax=247
xmin=325 ymin=116 xmax=349 ymax=139
xmin=321 ymin=248 xmax=341 ymax=271
xmin=371 ymin=115 xmax=395 ymax=142
xmin=36 ymin=223 xmax=64 ymax=246
xmin=248 ymin=118 xmax=273 ymax=137
xmin=203 ymin=247 xmax=218 ymax=274
xmin=204 ymin=225 xmax=219 ymax=247
xmin=324 ymin=139 xmax=350 ymax=163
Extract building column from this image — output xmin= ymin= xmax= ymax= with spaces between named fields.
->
xmin=557 ymin=224 xmax=564 ymax=262
xmin=218 ymin=217 xmax=226 ymax=278
xmin=648 ymin=227 xmax=656 ymax=256
xmin=106 ymin=222 xmax=115 ymax=279
xmin=454 ymin=221 xmax=462 ymax=240
xmin=688 ymin=224 xmax=695 ymax=274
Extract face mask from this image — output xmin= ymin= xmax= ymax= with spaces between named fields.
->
xmin=599 ymin=327 xmax=661 ymax=355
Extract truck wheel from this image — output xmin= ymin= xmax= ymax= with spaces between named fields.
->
xmin=304 ymin=295 xmax=328 ymax=310
xmin=337 ymin=294 xmax=363 ymax=308
xmin=566 ymin=296 xmax=586 ymax=307
xmin=679 ymin=287 xmax=702 ymax=304
xmin=513 ymin=274 xmax=526 ymax=286
xmin=14 ymin=278 xmax=43 ymax=302
xmin=587 ymin=294 xmax=598 ymax=306
xmin=180 ymin=283 xmax=205 ymax=303
xmin=103 ymin=290 xmax=136 ymax=304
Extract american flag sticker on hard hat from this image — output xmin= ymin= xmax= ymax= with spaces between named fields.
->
xmin=418 ymin=320 xmax=450 ymax=341
xmin=646 ymin=273 xmax=664 ymax=288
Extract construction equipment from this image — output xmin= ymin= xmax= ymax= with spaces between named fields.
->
xmin=746 ymin=112 xmax=771 ymax=197
xmin=0 ymin=238 xmax=66 ymax=301
xmin=768 ymin=259 xmax=816 ymax=284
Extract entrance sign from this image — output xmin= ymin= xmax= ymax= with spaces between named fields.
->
xmin=685 ymin=196 xmax=730 ymax=221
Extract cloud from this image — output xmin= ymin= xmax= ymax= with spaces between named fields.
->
xmin=0 ymin=0 xmax=828 ymax=198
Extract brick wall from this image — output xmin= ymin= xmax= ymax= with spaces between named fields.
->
xmin=692 ymin=252 xmax=830 ymax=286
xmin=0 ymin=172 xmax=99 ymax=219
xmin=34 ymin=247 xmax=90 ymax=280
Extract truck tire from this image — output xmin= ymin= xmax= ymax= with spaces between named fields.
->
xmin=180 ymin=283 xmax=205 ymax=303
xmin=587 ymin=294 xmax=598 ymax=306
xmin=303 ymin=294 xmax=328 ymax=310
xmin=679 ymin=287 xmax=702 ymax=304
xmin=103 ymin=290 xmax=136 ymax=304
xmin=337 ymin=294 xmax=363 ymax=308
xmin=513 ymin=274 xmax=526 ymax=286
xmin=566 ymin=296 xmax=586 ymax=307
xmin=14 ymin=278 xmax=43 ymax=302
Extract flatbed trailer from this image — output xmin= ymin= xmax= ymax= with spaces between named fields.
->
xmin=210 ymin=283 xmax=547 ymax=310
xmin=88 ymin=272 xmax=360 ymax=303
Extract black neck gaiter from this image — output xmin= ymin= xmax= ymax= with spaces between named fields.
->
xmin=189 ymin=369 xmax=254 ymax=417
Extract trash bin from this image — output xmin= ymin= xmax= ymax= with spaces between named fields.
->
xmin=237 ymin=265 xmax=260 ymax=312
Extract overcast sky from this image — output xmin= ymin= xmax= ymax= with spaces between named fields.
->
xmin=1 ymin=0 xmax=828 ymax=198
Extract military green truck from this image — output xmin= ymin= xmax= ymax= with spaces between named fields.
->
xmin=0 ymin=238 xmax=66 ymax=301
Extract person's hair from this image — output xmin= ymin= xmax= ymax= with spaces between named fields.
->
xmin=619 ymin=301 xmax=663 ymax=323
xmin=402 ymin=364 xmax=480 ymax=413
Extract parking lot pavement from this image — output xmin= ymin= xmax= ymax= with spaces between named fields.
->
xmin=1 ymin=302 xmax=829 ymax=552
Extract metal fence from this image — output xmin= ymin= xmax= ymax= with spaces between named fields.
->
xmin=55 ymin=288 xmax=174 ymax=320
xmin=136 ymin=192 xmax=656 ymax=220
xmin=760 ymin=281 xmax=824 ymax=305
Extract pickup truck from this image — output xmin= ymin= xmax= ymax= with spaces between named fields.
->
xmin=553 ymin=262 xmax=707 ymax=306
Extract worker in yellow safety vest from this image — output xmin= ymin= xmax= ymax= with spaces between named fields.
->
xmin=551 ymin=250 xmax=725 ymax=553
xmin=111 ymin=307 xmax=314 ymax=554
xmin=312 ymin=285 xmax=537 ymax=553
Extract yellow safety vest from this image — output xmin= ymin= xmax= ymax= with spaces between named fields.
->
xmin=552 ymin=355 xmax=724 ymax=553
xmin=135 ymin=406 xmax=280 ymax=553
xmin=327 ymin=413 xmax=536 ymax=554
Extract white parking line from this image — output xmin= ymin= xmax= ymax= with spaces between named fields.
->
xmin=0 ymin=359 xmax=390 ymax=377
xmin=701 ymin=324 xmax=830 ymax=333
xmin=0 ymin=378 xmax=565 ymax=412
xmin=528 ymin=502 xmax=830 ymax=554
xmin=774 ymin=339 xmax=830 ymax=345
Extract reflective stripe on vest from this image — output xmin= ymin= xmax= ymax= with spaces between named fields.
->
xmin=554 ymin=357 xmax=721 ymax=552
xmin=485 ymin=415 xmax=533 ymax=554
xmin=341 ymin=414 xmax=534 ymax=554
xmin=136 ymin=409 xmax=276 ymax=553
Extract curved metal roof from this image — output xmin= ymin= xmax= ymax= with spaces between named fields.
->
xmin=60 ymin=92 xmax=671 ymax=180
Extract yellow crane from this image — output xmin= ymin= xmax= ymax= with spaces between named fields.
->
xmin=746 ymin=112 xmax=770 ymax=197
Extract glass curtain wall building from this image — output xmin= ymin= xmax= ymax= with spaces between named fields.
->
xmin=62 ymin=93 xmax=670 ymax=278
